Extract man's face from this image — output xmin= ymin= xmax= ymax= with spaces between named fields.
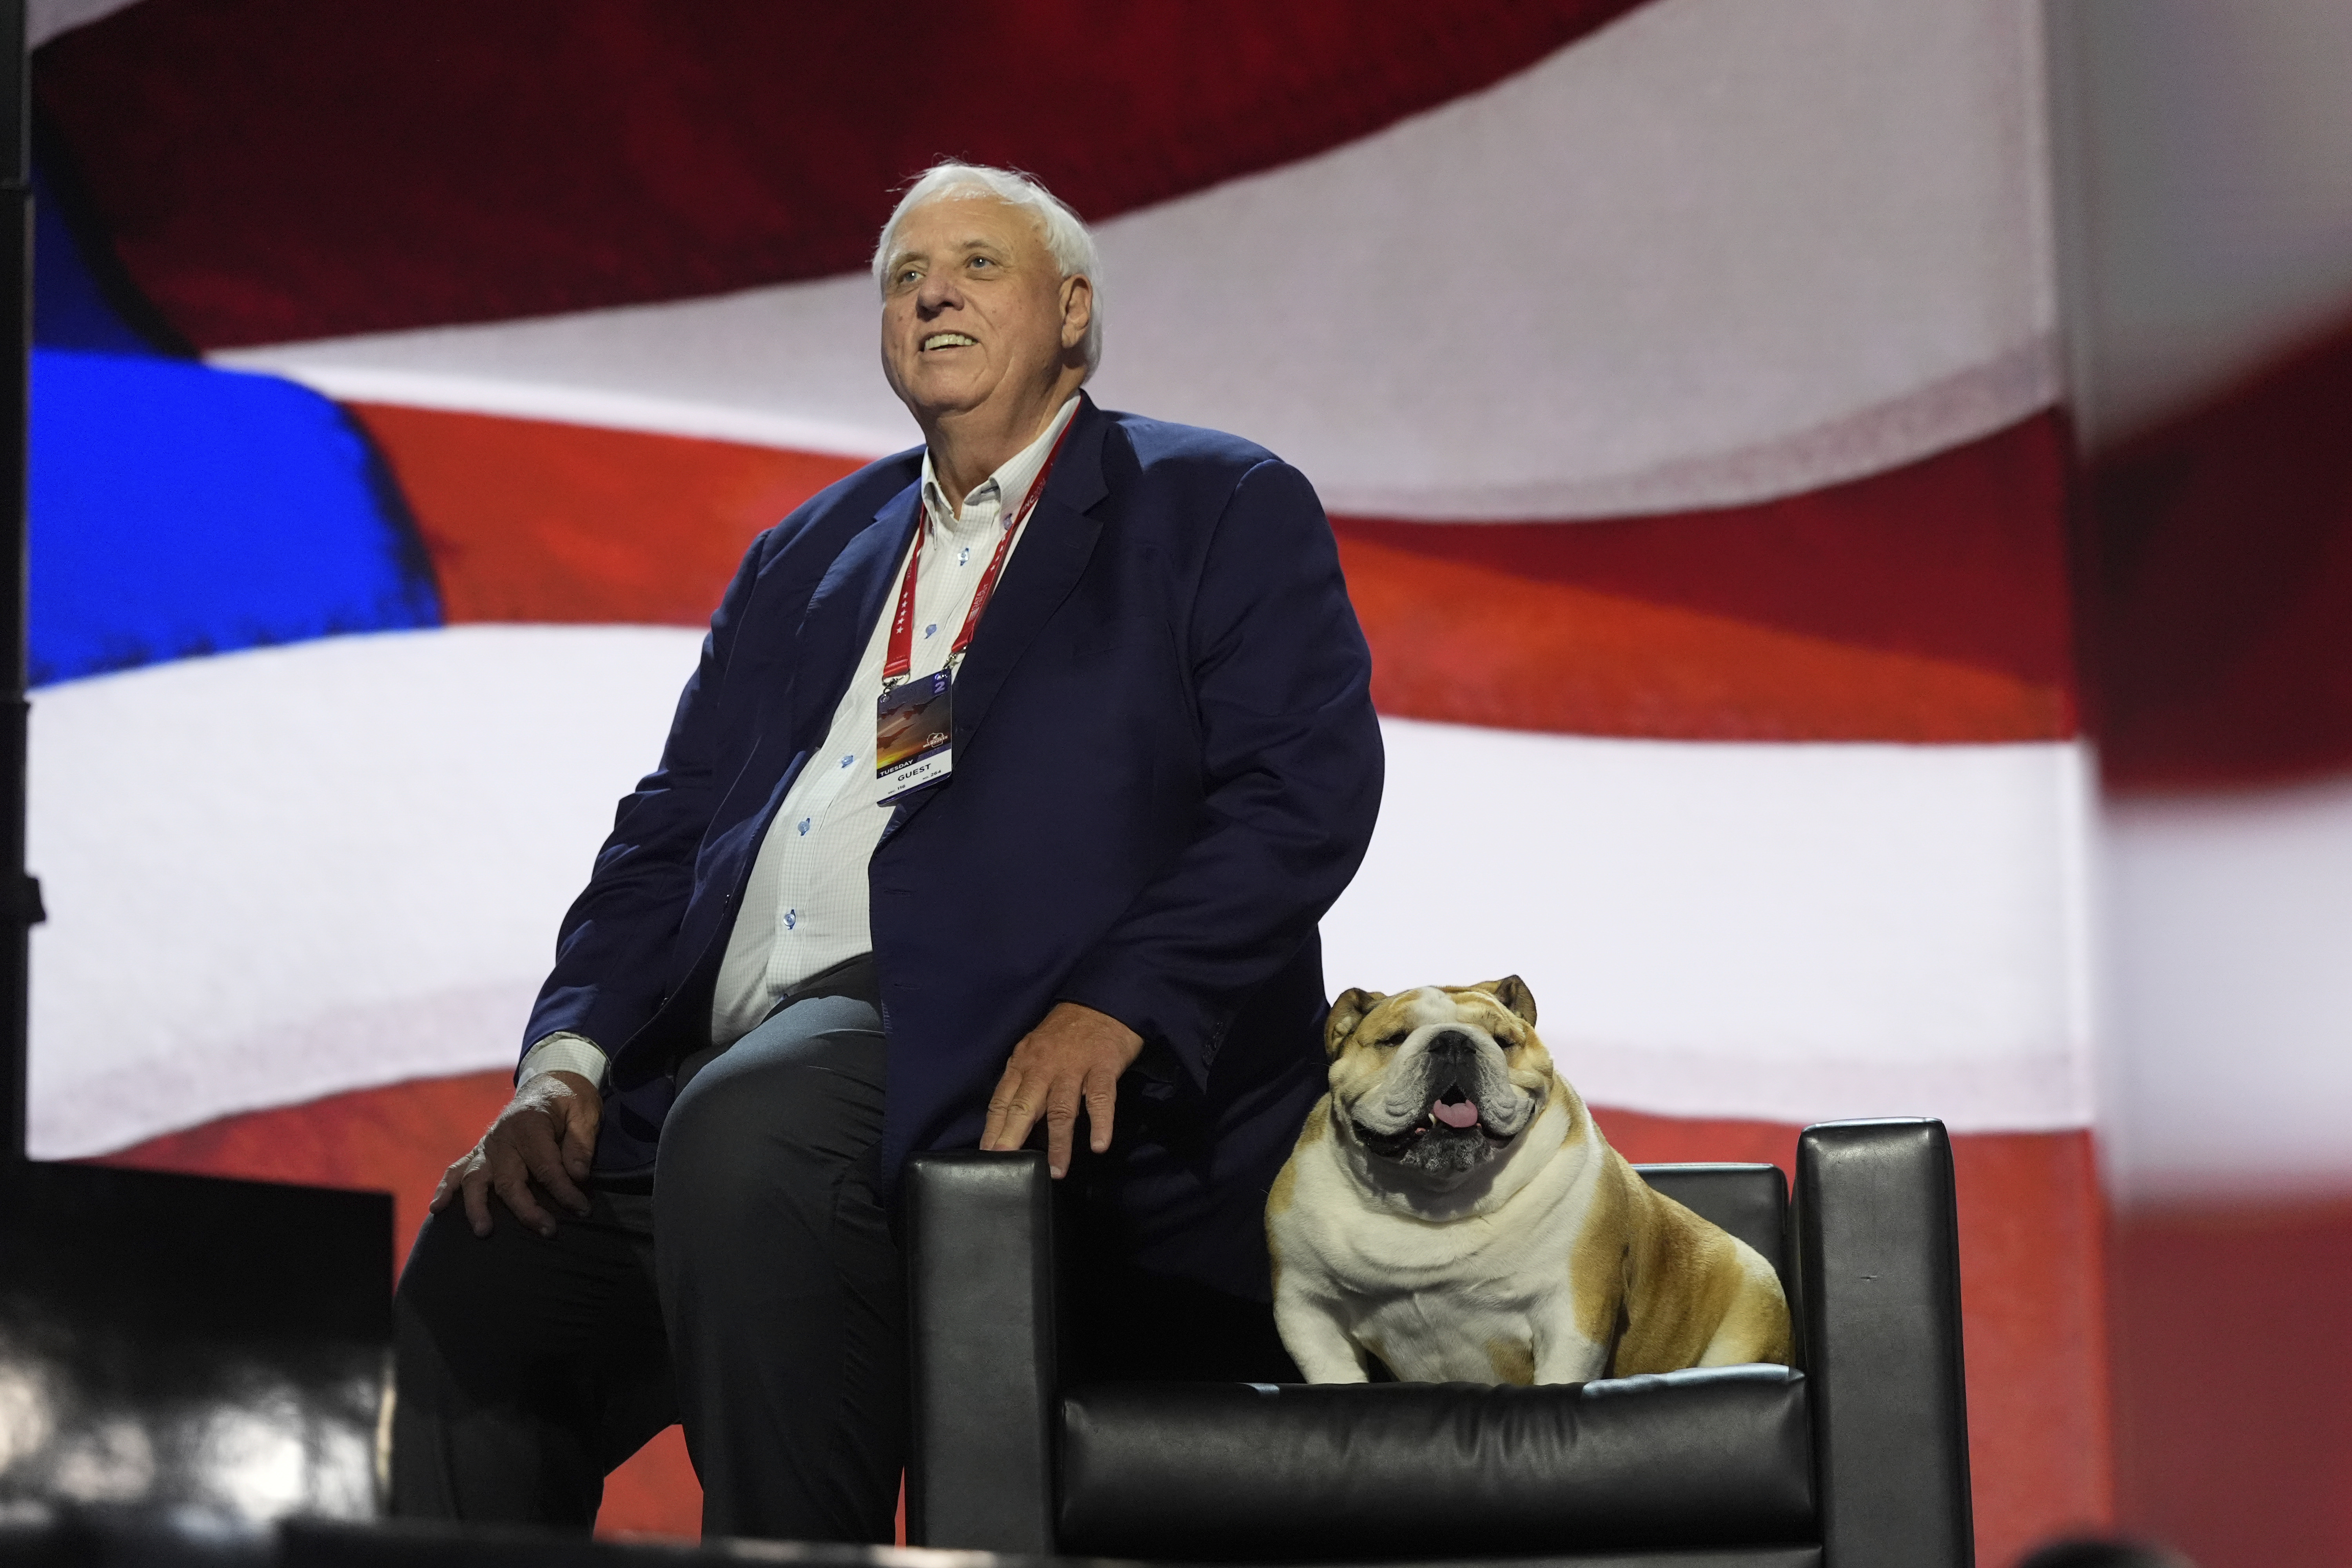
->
xmin=879 ymin=195 xmax=1087 ymax=424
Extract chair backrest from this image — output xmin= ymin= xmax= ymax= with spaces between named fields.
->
xmin=1632 ymin=1162 xmax=1792 ymax=1302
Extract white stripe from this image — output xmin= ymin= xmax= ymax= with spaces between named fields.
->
xmin=1325 ymin=720 xmax=2096 ymax=1132
xmin=215 ymin=0 xmax=2056 ymax=519
xmin=2101 ymin=779 xmax=2352 ymax=1200
xmin=27 ymin=627 xmax=705 ymax=1159
xmin=257 ymin=363 xmax=909 ymax=459
xmin=2051 ymin=1 xmax=2352 ymax=448
xmin=28 ymin=0 xmax=147 ymax=48
xmin=29 ymin=629 xmax=2093 ymax=1156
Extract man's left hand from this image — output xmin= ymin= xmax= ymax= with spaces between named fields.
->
xmin=981 ymin=1001 xmax=1145 ymax=1178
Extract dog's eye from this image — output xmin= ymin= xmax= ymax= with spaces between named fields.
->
xmin=1379 ymin=1032 xmax=1409 ymax=1049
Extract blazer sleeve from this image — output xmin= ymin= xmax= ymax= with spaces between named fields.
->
xmin=518 ymin=530 xmax=775 ymax=1063
xmin=1055 ymin=457 xmax=1383 ymax=1082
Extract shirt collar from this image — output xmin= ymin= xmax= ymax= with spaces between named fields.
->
xmin=918 ymin=394 xmax=1082 ymax=539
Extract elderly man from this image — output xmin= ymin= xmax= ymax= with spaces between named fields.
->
xmin=391 ymin=164 xmax=1383 ymax=1543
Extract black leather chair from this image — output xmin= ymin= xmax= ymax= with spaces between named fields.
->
xmin=904 ymin=1118 xmax=1971 ymax=1568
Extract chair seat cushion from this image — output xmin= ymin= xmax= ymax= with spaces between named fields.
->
xmin=1056 ymin=1365 xmax=1813 ymax=1561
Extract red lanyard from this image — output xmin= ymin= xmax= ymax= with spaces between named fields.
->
xmin=882 ymin=413 xmax=1076 ymax=684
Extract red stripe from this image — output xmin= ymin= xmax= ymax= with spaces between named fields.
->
xmin=360 ymin=404 xmax=2076 ymax=744
xmin=1334 ymin=539 xmax=2071 ymax=743
xmin=2089 ymin=315 xmax=2352 ymax=790
xmin=2108 ymin=1197 xmax=2352 ymax=1568
xmin=594 ymin=1428 xmax=701 ymax=1542
xmin=94 ymin=1078 xmax=2108 ymax=1566
xmin=1344 ymin=415 xmax=2074 ymax=682
xmin=347 ymin=403 xmax=864 ymax=626
xmin=36 ymin=0 xmax=1645 ymax=347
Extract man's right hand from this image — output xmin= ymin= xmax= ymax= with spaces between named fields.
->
xmin=428 ymin=1070 xmax=603 ymax=1239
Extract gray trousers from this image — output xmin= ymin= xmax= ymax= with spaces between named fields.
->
xmin=391 ymin=958 xmax=900 ymax=1542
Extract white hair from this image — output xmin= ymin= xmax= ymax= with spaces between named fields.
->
xmin=871 ymin=162 xmax=1103 ymax=379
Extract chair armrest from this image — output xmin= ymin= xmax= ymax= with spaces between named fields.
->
xmin=902 ymin=1150 xmax=1059 ymax=1552
xmin=1797 ymin=1118 xmax=1973 ymax=1568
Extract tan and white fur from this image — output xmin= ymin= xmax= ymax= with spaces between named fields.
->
xmin=1267 ymin=977 xmax=1791 ymax=1385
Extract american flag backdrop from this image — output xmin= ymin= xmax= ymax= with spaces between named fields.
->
xmin=35 ymin=0 xmax=2349 ymax=1559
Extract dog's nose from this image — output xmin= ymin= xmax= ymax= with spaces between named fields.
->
xmin=1426 ymin=1029 xmax=1474 ymax=1060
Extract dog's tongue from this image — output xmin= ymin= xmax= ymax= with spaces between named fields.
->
xmin=1430 ymin=1097 xmax=1481 ymax=1129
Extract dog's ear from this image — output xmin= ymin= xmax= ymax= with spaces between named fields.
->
xmin=1481 ymin=975 xmax=1538 ymax=1026
xmin=1324 ymin=988 xmax=1385 ymax=1056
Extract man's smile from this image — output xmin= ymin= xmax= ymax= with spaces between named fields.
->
xmin=921 ymin=332 xmax=979 ymax=351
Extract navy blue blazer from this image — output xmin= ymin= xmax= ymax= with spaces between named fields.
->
xmin=524 ymin=395 xmax=1383 ymax=1294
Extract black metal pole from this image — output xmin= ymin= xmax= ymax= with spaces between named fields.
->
xmin=1 ymin=0 xmax=28 ymax=1165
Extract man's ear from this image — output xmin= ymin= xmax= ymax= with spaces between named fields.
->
xmin=1481 ymin=976 xmax=1538 ymax=1027
xmin=1060 ymin=272 xmax=1094 ymax=350
xmin=1324 ymin=988 xmax=1385 ymax=1057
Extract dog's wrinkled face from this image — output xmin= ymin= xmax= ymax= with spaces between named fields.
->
xmin=1323 ymin=977 xmax=1552 ymax=1189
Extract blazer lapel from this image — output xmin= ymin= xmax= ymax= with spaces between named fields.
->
xmin=791 ymin=484 xmax=923 ymax=745
xmin=877 ymin=398 xmax=1113 ymax=840
xmin=941 ymin=395 xmax=1112 ymax=756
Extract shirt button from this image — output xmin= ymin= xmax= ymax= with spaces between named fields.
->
xmin=924 ymin=623 xmax=938 ymax=638
xmin=839 ymin=753 xmax=854 ymax=769
xmin=784 ymin=909 xmax=798 ymax=931
xmin=797 ymin=817 xmax=811 ymax=836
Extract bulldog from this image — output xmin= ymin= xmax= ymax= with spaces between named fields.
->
xmin=1266 ymin=977 xmax=1791 ymax=1384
